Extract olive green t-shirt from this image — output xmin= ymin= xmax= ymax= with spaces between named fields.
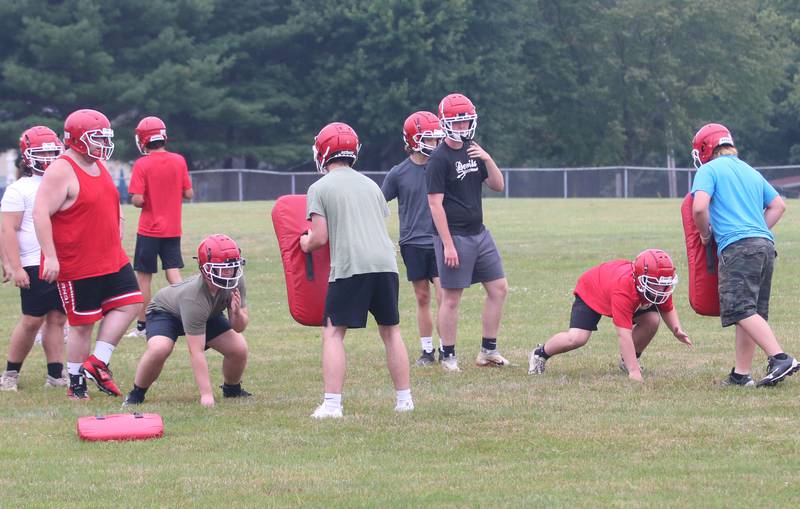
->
xmin=147 ymin=274 xmax=247 ymax=335
xmin=306 ymin=168 xmax=398 ymax=282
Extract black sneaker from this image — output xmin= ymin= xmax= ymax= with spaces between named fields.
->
xmin=122 ymin=390 xmax=145 ymax=406
xmin=756 ymin=355 xmax=800 ymax=387
xmin=414 ymin=350 xmax=436 ymax=366
xmin=221 ymin=384 xmax=253 ymax=398
xmin=722 ymin=369 xmax=755 ymax=387
xmin=67 ymin=375 xmax=89 ymax=400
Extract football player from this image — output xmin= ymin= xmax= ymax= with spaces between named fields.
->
xmin=125 ymin=116 xmax=193 ymax=339
xmin=426 ymin=93 xmax=509 ymax=372
xmin=381 ymin=111 xmax=445 ymax=366
xmin=691 ymin=123 xmax=797 ymax=386
xmin=300 ymin=122 xmax=413 ymax=418
xmin=123 ymin=234 xmax=251 ymax=407
xmin=528 ymin=249 xmax=693 ymax=381
xmin=33 ymin=109 xmax=143 ymax=399
xmin=0 ymin=126 xmax=68 ymax=391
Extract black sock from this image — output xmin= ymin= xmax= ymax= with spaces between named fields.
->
xmin=6 ymin=361 xmax=22 ymax=373
xmin=129 ymin=384 xmax=148 ymax=399
xmin=442 ymin=345 xmax=456 ymax=357
xmin=482 ymin=337 xmax=497 ymax=351
xmin=136 ymin=320 xmax=146 ymax=331
xmin=47 ymin=362 xmax=63 ymax=378
xmin=773 ymin=352 xmax=788 ymax=360
xmin=535 ymin=346 xmax=551 ymax=360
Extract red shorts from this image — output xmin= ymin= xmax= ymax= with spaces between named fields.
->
xmin=57 ymin=264 xmax=143 ymax=326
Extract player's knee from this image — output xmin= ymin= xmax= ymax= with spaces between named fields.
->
xmin=20 ymin=314 xmax=45 ymax=332
xmin=567 ymin=330 xmax=590 ymax=348
xmin=415 ymin=287 xmax=431 ymax=307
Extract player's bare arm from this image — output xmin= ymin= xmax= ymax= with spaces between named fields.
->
xmin=616 ymin=326 xmax=643 ymax=382
xmin=299 ymin=213 xmax=328 ymax=253
xmin=186 ymin=333 xmax=214 ymax=407
xmin=33 ymin=159 xmax=77 ymax=282
xmin=2 ymin=211 xmax=29 ymax=288
xmin=428 ymin=193 xmax=459 ymax=268
xmin=691 ymin=191 xmax=713 ymax=245
xmin=228 ymin=289 xmax=249 ymax=333
xmin=764 ymin=195 xmax=786 ymax=229
xmin=131 ymin=194 xmax=145 ymax=208
xmin=468 ymin=142 xmax=504 ymax=192
xmin=660 ymin=308 xmax=692 ymax=348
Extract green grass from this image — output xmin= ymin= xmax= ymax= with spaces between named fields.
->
xmin=1 ymin=199 xmax=799 ymax=508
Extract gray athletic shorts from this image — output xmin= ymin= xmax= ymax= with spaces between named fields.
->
xmin=433 ymin=229 xmax=505 ymax=289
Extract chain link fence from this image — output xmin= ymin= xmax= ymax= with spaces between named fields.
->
xmin=186 ymin=165 xmax=800 ymax=202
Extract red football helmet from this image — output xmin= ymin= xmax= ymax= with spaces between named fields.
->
xmin=691 ymin=123 xmax=734 ymax=168
xmin=438 ymin=93 xmax=478 ymax=142
xmin=312 ymin=122 xmax=360 ymax=173
xmin=19 ymin=126 xmax=63 ymax=174
xmin=633 ymin=249 xmax=678 ymax=305
xmin=196 ymin=234 xmax=245 ymax=289
xmin=135 ymin=116 xmax=167 ymax=155
xmin=403 ymin=111 xmax=444 ymax=156
xmin=63 ymin=109 xmax=114 ymax=161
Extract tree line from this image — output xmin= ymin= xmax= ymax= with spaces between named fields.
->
xmin=1 ymin=0 xmax=799 ymax=172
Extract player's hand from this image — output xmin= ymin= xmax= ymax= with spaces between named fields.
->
xmin=200 ymin=394 xmax=215 ymax=407
xmin=443 ymin=242 xmax=459 ymax=268
xmin=230 ymin=289 xmax=242 ymax=315
xmin=628 ymin=370 xmax=644 ymax=383
xmin=299 ymin=229 xmax=312 ymax=253
xmin=41 ymin=256 xmax=60 ymax=283
xmin=700 ymin=226 xmax=713 ymax=246
xmin=673 ymin=328 xmax=693 ymax=349
xmin=12 ymin=268 xmax=30 ymax=289
xmin=466 ymin=141 xmax=491 ymax=162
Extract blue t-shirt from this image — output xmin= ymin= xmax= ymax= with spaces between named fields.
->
xmin=691 ymin=155 xmax=778 ymax=255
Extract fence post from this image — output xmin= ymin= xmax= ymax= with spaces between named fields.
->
xmin=624 ymin=168 xmax=629 ymax=198
xmin=687 ymin=170 xmax=692 ymax=194
xmin=504 ymin=170 xmax=509 ymax=198
xmin=563 ymin=170 xmax=568 ymax=198
xmin=291 ymin=174 xmax=296 ymax=195
xmin=238 ymin=171 xmax=243 ymax=202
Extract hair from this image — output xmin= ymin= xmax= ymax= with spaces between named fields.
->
xmin=146 ymin=140 xmax=166 ymax=150
xmin=712 ymin=145 xmax=738 ymax=158
xmin=325 ymin=156 xmax=354 ymax=169
xmin=15 ymin=155 xmax=31 ymax=179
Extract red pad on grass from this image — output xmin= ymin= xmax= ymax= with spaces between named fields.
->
xmin=77 ymin=413 xmax=164 ymax=442
xmin=271 ymin=194 xmax=330 ymax=326
xmin=680 ymin=193 xmax=720 ymax=316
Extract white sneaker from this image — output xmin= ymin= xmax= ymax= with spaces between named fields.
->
xmin=0 ymin=370 xmax=19 ymax=391
xmin=528 ymin=345 xmax=547 ymax=375
xmin=125 ymin=327 xmax=147 ymax=338
xmin=311 ymin=404 xmax=343 ymax=419
xmin=34 ymin=329 xmax=43 ymax=344
xmin=394 ymin=399 xmax=415 ymax=413
xmin=441 ymin=354 xmax=460 ymax=372
xmin=476 ymin=348 xmax=509 ymax=367
xmin=45 ymin=374 xmax=68 ymax=387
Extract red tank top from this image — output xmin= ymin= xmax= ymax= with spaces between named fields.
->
xmin=51 ymin=155 xmax=129 ymax=280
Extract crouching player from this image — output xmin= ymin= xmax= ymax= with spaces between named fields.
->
xmin=528 ymin=249 xmax=692 ymax=381
xmin=124 ymin=234 xmax=251 ymax=407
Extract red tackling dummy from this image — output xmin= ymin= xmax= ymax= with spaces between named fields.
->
xmin=271 ymin=195 xmax=330 ymax=326
xmin=77 ymin=413 xmax=164 ymax=441
xmin=680 ymin=193 xmax=720 ymax=316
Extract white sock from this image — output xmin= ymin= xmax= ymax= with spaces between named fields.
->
xmin=92 ymin=341 xmax=115 ymax=365
xmin=323 ymin=392 xmax=342 ymax=409
xmin=396 ymin=388 xmax=412 ymax=405
xmin=420 ymin=337 xmax=434 ymax=353
xmin=67 ymin=362 xmax=82 ymax=376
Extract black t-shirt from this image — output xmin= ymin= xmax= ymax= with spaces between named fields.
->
xmin=426 ymin=141 xmax=488 ymax=236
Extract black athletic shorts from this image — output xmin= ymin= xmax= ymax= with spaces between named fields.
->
xmin=20 ymin=266 xmax=65 ymax=317
xmin=145 ymin=310 xmax=232 ymax=345
xmin=133 ymin=234 xmax=184 ymax=273
xmin=400 ymin=244 xmax=438 ymax=282
xmin=57 ymin=263 xmax=142 ymax=325
xmin=324 ymin=272 xmax=400 ymax=328
xmin=568 ymin=295 xmax=657 ymax=331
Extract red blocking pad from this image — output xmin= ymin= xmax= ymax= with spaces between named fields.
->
xmin=77 ymin=413 xmax=164 ymax=442
xmin=271 ymin=195 xmax=330 ymax=326
xmin=680 ymin=193 xmax=720 ymax=316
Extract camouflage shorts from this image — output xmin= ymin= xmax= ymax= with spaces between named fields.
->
xmin=718 ymin=237 xmax=775 ymax=327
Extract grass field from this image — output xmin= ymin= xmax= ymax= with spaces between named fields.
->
xmin=1 ymin=198 xmax=799 ymax=508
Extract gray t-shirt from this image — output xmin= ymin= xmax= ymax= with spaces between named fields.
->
xmin=147 ymin=274 xmax=247 ymax=335
xmin=381 ymin=157 xmax=435 ymax=247
xmin=307 ymin=168 xmax=398 ymax=281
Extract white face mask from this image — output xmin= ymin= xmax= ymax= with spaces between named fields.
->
xmin=81 ymin=128 xmax=115 ymax=160
xmin=202 ymin=259 xmax=245 ymax=289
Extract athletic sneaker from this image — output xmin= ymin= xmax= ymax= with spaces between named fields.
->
xmin=476 ymin=348 xmax=509 ymax=367
xmin=311 ymin=405 xmax=343 ymax=419
xmin=67 ymin=375 xmax=89 ymax=400
xmin=618 ymin=358 xmax=645 ymax=375
xmin=125 ymin=327 xmax=147 ymax=338
xmin=528 ymin=345 xmax=547 ymax=375
xmin=34 ymin=329 xmax=43 ymax=344
xmin=394 ymin=400 xmax=415 ymax=413
xmin=221 ymin=385 xmax=253 ymax=398
xmin=756 ymin=354 xmax=799 ymax=387
xmin=122 ymin=391 xmax=144 ymax=406
xmin=0 ymin=370 xmax=19 ymax=391
xmin=80 ymin=355 xmax=122 ymax=396
xmin=722 ymin=369 xmax=755 ymax=387
xmin=415 ymin=350 xmax=437 ymax=366
xmin=441 ymin=354 xmax=460 ymax=372
xmin=45 ymin=374 xmax=68 ymax=388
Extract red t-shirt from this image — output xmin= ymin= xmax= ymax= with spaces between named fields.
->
xmin=128 ymin=151 xmax=191 ymax=237
xmin=573 ymin=259 xmax=673 ymax=330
